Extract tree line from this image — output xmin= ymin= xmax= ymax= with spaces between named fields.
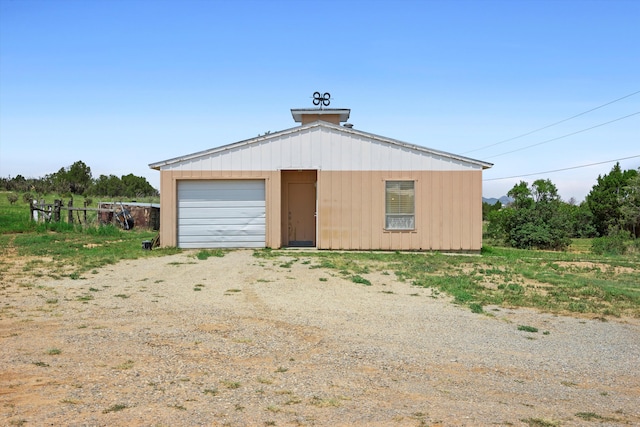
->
xmin=484 ymin=163 xmax=640 ymax=253
xmin=1 ymin=160 xmax=158 ymax=199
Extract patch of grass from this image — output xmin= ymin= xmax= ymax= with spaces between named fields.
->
xmin=46 ymin=348 xmax=61 ymax=355
xmin=279 ymin=259 xmax=296 ymax=268
xmin=76 ymin=294 xmax=94 ymax=301
xmin=203 ymin=388 xmax=218 ymax=395
xmin=113 ymin=360 xmax=134 ymax=370
xmin=350 ymin=275 xmax=372 ymax=286
xmin=33 ymin=361 xmax=49 ymax=367
xmin=469 ymin=303 xmax=484 ymax=313
xmin=223 ymin=380 xmax=241 ymax=389
xmin=521 ymin=418 xmax=559 ymax=427
xmin=575 ymin=412 xmax=615 ymax=421
xmin=195 ymin=249 xmax=227 ymax=260
xmin=103 ymin=404 xmax=127 ymax=413
xmin=310 ymin=395 xmax=342 ymax=407
xmin=518 ymin=325 xmax=538 ymax=333
xmin=275 ymin=366 xmax=288 ymax=373
xmin=46 ymin=298 xmax=58 ymax=304
xmin=114 ymin=294 xmax=129 ymax=299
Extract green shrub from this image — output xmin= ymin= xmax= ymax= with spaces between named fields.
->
xmin=22 ymin=192 xmax=34 ymax=204
xmin=591 ymin=229 xmax=630 ymax=255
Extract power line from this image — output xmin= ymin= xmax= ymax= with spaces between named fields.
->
xmin=483 ymin=112 xmax=640 ymax=159
xmin=483 ymin=154 xmax=640 ymax=181
xmin=463 ymin=89 xmax=640 ymax=155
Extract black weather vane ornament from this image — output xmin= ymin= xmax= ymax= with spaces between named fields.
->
xmin=312 ymin=92 xmax=331 ymax=107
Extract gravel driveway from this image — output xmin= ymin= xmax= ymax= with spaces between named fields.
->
xmin=1 ymin=250 xmax=639 ymax=426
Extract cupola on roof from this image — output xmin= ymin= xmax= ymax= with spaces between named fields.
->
xmin=290 ymin=92 xmax=350 ymax=125
xmin=290 ymin=108 xmax=351 ymax=125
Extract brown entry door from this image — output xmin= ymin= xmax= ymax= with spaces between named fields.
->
xmin=288 ymin=182 xmax=316 ymax=246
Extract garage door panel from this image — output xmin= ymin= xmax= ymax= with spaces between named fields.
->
xmin=177 ymin=180 xmax=266 ymax=248
xmin=179 ymin=200 xmax=265 ymax=209
xmin=179 ymin=225 xmax=266 ymax=236
xmin=179 ymin=191 xmax=265 ymax=203
xmin=179 ymin=217 xmax=266 ymax=226
xmin=178 ymin=206 xmax=265 ymax=219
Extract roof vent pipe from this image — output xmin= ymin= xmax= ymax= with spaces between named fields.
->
xmin=343 ymin=123 xmax=354 ymax=128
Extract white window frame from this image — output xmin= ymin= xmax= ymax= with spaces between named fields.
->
xmin=385 ymin=180 xmax=415 ymax=230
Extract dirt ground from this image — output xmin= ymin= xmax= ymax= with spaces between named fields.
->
xmin=1 ymin=250 xmax=639 ymax=426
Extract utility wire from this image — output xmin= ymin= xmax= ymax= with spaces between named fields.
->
xmin=483 ymin=154 xmax=640 ymax=181
xmin=463 ymin=89 xmax=640 ymax=155
xmin=483 ymin=112 xmax=640 ymax=159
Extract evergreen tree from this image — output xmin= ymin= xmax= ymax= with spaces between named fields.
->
xmin=586 ymin=163 xmax=638 ymax=236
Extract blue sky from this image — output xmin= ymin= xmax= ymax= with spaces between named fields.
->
xmin=1 ymin=0 xmax=638 ymax=202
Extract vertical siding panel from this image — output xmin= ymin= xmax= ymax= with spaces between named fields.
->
xmin=451 ymin=172 xmax=462 ymax=250
xmin=321 ymin=131 xmax=331 ymax=169
xmin=422 ymin=171 xmax=432 ymax=250
xmin=351 ymin=171 xmax=362 ymax=249
xmin=360 ymin=170 xmax=372 ymax=249
xmin=387 ymin=170 xmax=399 ymax=251
xmin=461 ymin=172 xmax=472 ymax=250
xmin=266 ymin=171 xmax=275 ymax=248
xmin=369 ymin=172 xmax=382 ymax=250
xmin=330 ymin=171 xmax=341 ymax=248
xmin=159 ymin=171 xmax=175 ymax=247
xmin=318 ymin=171 xmax=331 ymax=249
xmin=442 ymin=172 xmax=453 ymax=250
xmin=473 ymin=171 xmax=482 ymax=250
xmin=460 ymin=171 xmax=467 ymax=250
xmin=316 ymin=171 xmax=324 ymax=248
xmin=341 ymin=171 xmax=352 ymax=249
xmin=431 ymin=172 xmax=442 ymax=249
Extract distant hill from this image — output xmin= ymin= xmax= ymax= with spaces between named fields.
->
xmin=482 ymin=196 xmax=513 ymax=206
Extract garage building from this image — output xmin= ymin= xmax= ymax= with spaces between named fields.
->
xmin=149 ymin=107 xmax=492 ymax=251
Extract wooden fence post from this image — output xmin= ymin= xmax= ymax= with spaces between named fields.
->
xmin=54 ymin=200 xmax=61 ymax=222
xmin=68 ymin=199 xmax=73 ymax=224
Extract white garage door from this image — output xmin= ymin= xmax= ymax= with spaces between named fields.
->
xmin=177 ymin=180 xmax=266 ymax=249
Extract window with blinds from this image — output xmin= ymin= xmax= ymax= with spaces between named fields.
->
xmin=385 ymin=181 xmax=415 ymax=230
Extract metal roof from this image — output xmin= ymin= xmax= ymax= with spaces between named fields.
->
xmin=149 ymin=121 xmax=493 ymax=170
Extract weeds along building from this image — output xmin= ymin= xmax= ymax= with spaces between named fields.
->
xmin=149 ymin=105 xmax=492 ymax=251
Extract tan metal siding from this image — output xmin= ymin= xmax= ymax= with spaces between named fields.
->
xmin=316 ymin=170 xmax=482 ymax=251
